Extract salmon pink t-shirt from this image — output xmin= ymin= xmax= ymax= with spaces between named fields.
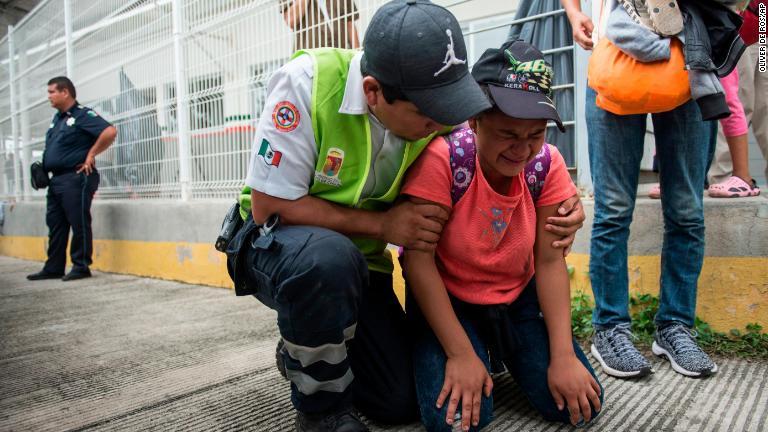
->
xmin=401 ymin=137 xmax=577 ymax=305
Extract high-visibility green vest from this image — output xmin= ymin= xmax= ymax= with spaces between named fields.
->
xmin=240 ymin=48 xmax=439 ymax=274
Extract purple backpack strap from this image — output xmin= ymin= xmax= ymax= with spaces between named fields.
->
xmin=445 ymin=127 xmax=477 ymax=205
xmin=447 ymin=128 xmax=553 ymax=204
xmin=524 ymin=144 xmax=552 ymax=203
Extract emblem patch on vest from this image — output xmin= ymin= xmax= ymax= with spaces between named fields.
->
xmin=272 ymin=101 xmax=300 ymax=132
xmin=314 ymin=148 xmax=344 ymax=187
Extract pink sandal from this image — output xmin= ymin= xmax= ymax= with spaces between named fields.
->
xmin=708 ymin=176 xmax=761 ymax=198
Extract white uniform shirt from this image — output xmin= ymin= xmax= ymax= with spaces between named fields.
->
xmin=245 ymin=52 xmax=407 ymax=202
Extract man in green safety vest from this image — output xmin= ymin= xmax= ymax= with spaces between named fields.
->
xmin=225 ymin=1 xmax=586 ymax=430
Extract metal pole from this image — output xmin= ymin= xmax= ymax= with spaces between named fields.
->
xmin=8 ymin=25 xmax=22 ymax=201
xmin=64 ymin=0 xmax=75 ymax=78
xmin=172 ymin=0 xmax=191 ymax=201
xmin=574 ymin=0 xmax=593 ymax=196
xmin=18 ymin=48 xmax=32 ymax=199
xmin=0 ymin=124 xmax=6 ymax=197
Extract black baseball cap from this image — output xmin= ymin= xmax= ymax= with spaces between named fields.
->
xmin=361 ymin=0 xmax=491 ymax=126
xmin=471 ymin=40 xmax=565 ymax=132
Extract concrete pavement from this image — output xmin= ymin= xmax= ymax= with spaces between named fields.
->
xmin=1 ymin=256 xmax=767 ymax=432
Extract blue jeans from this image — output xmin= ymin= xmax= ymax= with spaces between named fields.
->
xmin=586 ymin=87 xmax=716 ymax=328
xmin=410 ymin=281 xmax=603 ymax=431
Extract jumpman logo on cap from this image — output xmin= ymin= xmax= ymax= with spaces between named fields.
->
xmin=434 ymin=29 xmax=466 ymax=77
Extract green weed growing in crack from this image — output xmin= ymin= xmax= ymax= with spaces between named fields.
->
xmin=570 ymin=292 xmax=768 ymax=359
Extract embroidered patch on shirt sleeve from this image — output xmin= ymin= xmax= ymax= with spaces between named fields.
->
xmin=272 ymin=101 xmax=300 ymax=132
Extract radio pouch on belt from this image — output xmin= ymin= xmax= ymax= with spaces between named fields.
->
xmin=224 ymin=213 xmax=258 ymax=296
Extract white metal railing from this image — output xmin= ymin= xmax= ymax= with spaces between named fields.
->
xmin=0 ymin=0 xmax=579 ymax=202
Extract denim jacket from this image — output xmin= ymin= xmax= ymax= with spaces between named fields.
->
xmin=679 ymin=0 xmax=746 ymax=77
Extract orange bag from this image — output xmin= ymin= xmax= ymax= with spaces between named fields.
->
xmin=588 ymin=37 xmax=691 ymax=115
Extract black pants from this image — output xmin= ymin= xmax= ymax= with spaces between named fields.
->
xmin=232 ymin=224 xmax=417 ymax=423
xmin=43 ymin=171 xmax=99 ymax=275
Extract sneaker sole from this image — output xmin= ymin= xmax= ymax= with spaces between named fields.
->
xmin=652 ymin=341 xmax=718 ymax=377
xmin=590 ymin=344 xmax=653 ymax=378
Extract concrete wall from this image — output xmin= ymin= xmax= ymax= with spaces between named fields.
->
xmin=563 ymin=197 xmax=768 ymax=333
xmin=1 ymin=197 xmax=767 ymax=333
xmin=0 ymin=200 xmax=233 ymax=287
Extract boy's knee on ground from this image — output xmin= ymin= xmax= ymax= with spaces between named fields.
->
xmin=355 ymin=385 xmax=419 ymax=424
xmin=419 ymin=399 xmax=492 ymax=432
xmin=536 ymin=401 xmax=602 ymax=426
xmin=534 ymin=382 xmax=604 ymax=426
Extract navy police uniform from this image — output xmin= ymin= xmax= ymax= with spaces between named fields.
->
xmin=41 ymin=103 xmax=112 ymax=276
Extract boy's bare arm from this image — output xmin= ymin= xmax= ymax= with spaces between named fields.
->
xmin=404 ymin=225 xmax=492 ymax=431
xmin=535 ymin=203 xmax=601 ymax=425
xmin=546 ymin=193 xmax=586 ymax=255
xmin=534 ymin=203 xmax=575 ymax=358
xmin=404 ymin=196 xmax=492 ymax=430
xmin=404 ymin=250 xmax=474 ymax=360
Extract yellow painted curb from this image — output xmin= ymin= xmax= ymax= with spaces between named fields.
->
xmin=564 ymin=253 xmax=768 ymax=334
xmin=1 ymin=236 xmax=232 ymax=288
xmin=3 ymin=236 xmax=766 ymax=332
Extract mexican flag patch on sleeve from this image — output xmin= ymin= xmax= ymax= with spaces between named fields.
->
xmin=258 ymin=139 xmax=282 ymax=167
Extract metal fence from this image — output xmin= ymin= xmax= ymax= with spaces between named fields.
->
xmin=0 ymin=0 xmax=582 ymax=202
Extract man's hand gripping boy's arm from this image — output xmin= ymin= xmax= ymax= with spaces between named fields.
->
xmin=548 ymin=193 xmax=586 ymax=256
xmin=251 ymin=189 xmax=449 ymax=252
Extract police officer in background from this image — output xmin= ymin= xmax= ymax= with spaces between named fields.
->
xmin=27 ymin=77 xmax=117 ymax=282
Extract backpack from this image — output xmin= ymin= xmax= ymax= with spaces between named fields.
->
xmin=444 ymin=127 xmax=552 ymax=205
